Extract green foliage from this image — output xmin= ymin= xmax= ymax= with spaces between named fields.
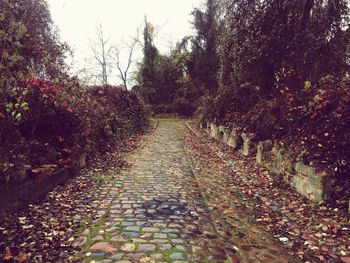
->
xmin=137 ymin=19 xmax=159 ymax=104
xmin=197 ymin=0 xmax=350 ymax=126
xmin=216 ymin=0 xmax=350 ymax=94
xmin=0 ymin=0 xmax=68 ymax=86
xmin=4 ymin=88 xmax=30 ymax=123
xmin=188 ymin=0 xmax=220 ymax=95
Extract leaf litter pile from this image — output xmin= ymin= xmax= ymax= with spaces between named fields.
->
xmin=0 ymin=132 xmax=148 ymax=262
xmin=184 ymin=123 xmax=350 ymax=263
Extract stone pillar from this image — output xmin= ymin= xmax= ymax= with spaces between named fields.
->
xmin=206 ymin=121 xmax=211 ymax=134
xmin=222 ymin=129 xmax=230 ymax=144
xmin=79 ymin=153 xmax=87 ymax=168
xmin=218 ymin=125 xmax=226 ymax=142
xmin=271 ymin=147 xmax=282 ymax=175
xmin=241 ymin=132 xmax=251 ymax=156
xmin=210 ymin=123 xmax=219 ymax=139
xmin=256 ymin=140 xmax=273 ymax=164
xmin=227 ymin=128 xmax=237 ymax=148
xmin=256 ymin=142 xmax=264 ymax=164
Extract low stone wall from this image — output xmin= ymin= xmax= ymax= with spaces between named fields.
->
xmin=201 ymin=121 xmax=333 ymax=204
xmin=0 ymin=162 xmax=80 ymax=215
xmin=292 ymin=163 xmax=331 ymax=203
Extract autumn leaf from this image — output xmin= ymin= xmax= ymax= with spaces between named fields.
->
xmin=330 ymin=225 xmax=338 ymax=235
xmin=2 ymin=247 xmax=13 ymax=261
xmin=31 ymin=168 xmax=42 ymax=174
xmin=15 ymin=253 xmax=29 ymax=262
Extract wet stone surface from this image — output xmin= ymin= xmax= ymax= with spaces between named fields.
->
xmin=73 ymin=120 xmax=297 ymax=262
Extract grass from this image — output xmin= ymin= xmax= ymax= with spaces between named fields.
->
xmin=91 ymin=170 xmax=117 ymax=184
xmin=73 ymin=217 xmax=112 ymax=261
xmin=161 ymin=248 xmax=187 ymax=261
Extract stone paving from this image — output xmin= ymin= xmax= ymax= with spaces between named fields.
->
xmin=184 ymin=124 xmax=300 ymax=263
xmin=74 ymin=120 xmax=298 ymax=263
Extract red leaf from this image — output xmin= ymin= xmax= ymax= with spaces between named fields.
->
xmin=2 ymin=248 xmax=13 ymax=261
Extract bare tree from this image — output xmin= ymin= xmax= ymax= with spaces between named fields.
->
xmin=113 ymin=39 xmax=137 ymax=90
xmin=89 ymin=22 xmax=114 ymax=86
xmin=87 ymin=22 xmax=140 ymax=88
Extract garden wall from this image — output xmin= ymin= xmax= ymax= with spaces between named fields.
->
xmin=0 ymin=159 xmax=83 ymax=215
xmin=200 ymin=122 xmax=335 ymax=205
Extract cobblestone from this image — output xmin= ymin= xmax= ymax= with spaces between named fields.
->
xmin=76 ymin=120 xmax=298 ymax=262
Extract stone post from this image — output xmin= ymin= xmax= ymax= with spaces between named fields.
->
xmin=227 ymin=128 xmax=237 ymax=148
xmin=79 ymin=153 xmax=87 ymax=168
xmin=241 ymin=132 xmax=251 ymax=156
xmin=256 ymin=140 xmax=273 ymax=164
xmin=271 ymin=147 xmax=283 ymax=175
xmin=210 ymin=123 xmax=219 ymax=139
xmin=222 ymin=129 xmax=230 ymax=144
xmin=218 ymin=125 xmax=226 ymax=142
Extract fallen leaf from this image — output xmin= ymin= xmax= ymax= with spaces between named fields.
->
xmin=2 ymin=247 xmax=13 ymax=261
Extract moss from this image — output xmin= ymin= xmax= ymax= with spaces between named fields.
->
xmin=104 ymin=231 xmax=111 ymax=242
xmin=161 ymin=248 xmax=187 ymax=261
xmin=91 ymin=225 xmax=103 ymax=234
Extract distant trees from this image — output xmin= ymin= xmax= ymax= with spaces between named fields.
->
xmin=135 ymin=2 xmax=221 ymax=115
xmin=113 ymin=39 xmax=137 ymax=90
xmin=88 ymin=22 xmax=138 ymax=89
xmin=136 ymin=19 xmax=159 ymax=103
xmin=135 ymin=20 xmax=193 ymax=114
xmin=135 ymin=0 xmax=350 ymax=118
xmin=89 ymin=22 xmax=114 ymax=86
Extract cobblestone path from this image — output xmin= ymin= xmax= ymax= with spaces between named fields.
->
xmin=76 ymin=120 xmax=297 ymax=263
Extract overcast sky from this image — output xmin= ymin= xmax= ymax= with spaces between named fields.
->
xmin=47 ymin=0 xmax=203 ymax=86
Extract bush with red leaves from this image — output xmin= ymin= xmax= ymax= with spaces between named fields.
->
xmin=0 ymin=79 xmax=148 ymax=184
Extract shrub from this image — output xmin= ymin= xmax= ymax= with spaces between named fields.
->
xmin=65 ymin=85 xmax=149 ymax=157
xmin=0 ymin=80 xmax=149 ymax=183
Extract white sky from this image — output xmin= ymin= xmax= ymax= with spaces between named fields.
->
xmin=47 ymin=0 xmax=203 ymax=86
